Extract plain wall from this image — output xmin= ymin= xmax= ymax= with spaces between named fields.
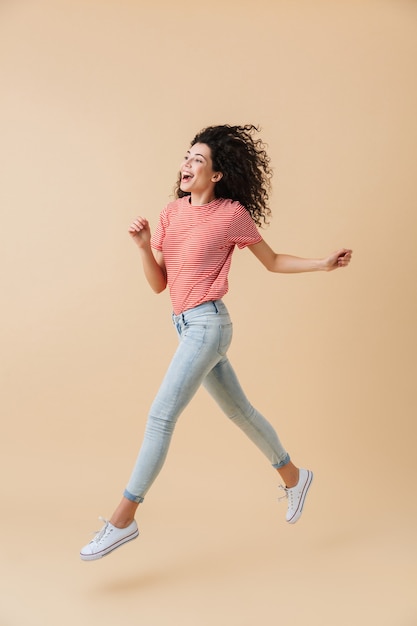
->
xmin=1 ymin=1 xmax=416 ymax=625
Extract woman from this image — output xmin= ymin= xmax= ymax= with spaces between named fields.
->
xmin=80 ymin=124 xmax=352 ymax=561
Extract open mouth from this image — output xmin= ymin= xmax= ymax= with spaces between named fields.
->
xmin=181 ymin=173 xmax=193 ymax=182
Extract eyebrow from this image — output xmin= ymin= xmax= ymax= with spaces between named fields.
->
xmin=187 ymin=150 xmax=207 ymax=160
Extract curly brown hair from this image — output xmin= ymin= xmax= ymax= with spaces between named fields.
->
xmin=175 ymin=124 xmax=273 ymax=227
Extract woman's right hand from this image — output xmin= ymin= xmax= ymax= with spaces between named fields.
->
xmin=128 ymin=216 xmax=151 ymax=248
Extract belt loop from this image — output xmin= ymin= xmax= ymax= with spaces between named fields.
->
xmin=213 ymin=300 xmax=219 ymax=313
xmin=181 ymin=312 xmax=185 ymax=323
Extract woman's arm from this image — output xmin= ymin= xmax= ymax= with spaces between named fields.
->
xmin=248 ymin=239 xmax=352 ymax=273
xmin=128 ymin=216 xmax=167 ymax=293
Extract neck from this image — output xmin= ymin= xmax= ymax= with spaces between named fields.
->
xmin=189 ymin=191 xmax=216 ymax=206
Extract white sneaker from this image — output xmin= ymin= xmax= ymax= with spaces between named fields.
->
xmin=279 ymin=468 xmax=313 ymax=524
xmin=80 ymin=517 xmax=139 ymax=561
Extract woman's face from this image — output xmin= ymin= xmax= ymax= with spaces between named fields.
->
xmin=180 ymin=143 xmax=222 ymax=195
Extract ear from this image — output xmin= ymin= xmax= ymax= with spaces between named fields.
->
xmin=212 ymin=172 xmax=223 ymax=183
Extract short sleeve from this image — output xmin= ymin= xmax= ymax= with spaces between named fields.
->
xmin=150 ymin=206 xmax=169 ymax=251
xmin=227 ymin=204 xmax=263 ymax=249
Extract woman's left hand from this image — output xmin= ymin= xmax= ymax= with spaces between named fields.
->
xmin=323 ymin=248 xmax=353 ymax=271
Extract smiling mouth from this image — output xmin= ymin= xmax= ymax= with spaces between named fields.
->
xmin=181 ymin=173 xmax=193 ymax=182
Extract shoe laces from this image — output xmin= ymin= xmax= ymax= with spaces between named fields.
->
xmin=91 ymin=516 xmax=110 ymax=543
xmin=278 ymin=484 xmax=299 ymax=512
xmin=279 ymin=484 xmax=298 ymax=508
xmin=278 ymin=485 xmax=288 ymax=502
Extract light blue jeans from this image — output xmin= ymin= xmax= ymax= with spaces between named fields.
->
xmin=124 ymin=300 xmax=290 ymax=503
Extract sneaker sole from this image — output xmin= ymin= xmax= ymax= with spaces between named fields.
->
xmin=80 ymin=527 xmax=139 ymax=561
xmin=287 ymin=470 xmax=313 ymax=524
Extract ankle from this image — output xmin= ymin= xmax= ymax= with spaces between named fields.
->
xmin=109 ymin=517 xmax=135 ymax=529
xmin=110 ymin=497 xmax=140 ymax=529
xmin=285 ymin=470 xmax=300 ymax=489
xmin=278 ymin=463 xmax=299 ymax=489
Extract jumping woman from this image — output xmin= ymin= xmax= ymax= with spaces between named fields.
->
xmin=80 ymin=124 xmax=352 ymax=561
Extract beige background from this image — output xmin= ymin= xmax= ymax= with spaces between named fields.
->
xmin=1 ymin=1 xmax=416 ymax=624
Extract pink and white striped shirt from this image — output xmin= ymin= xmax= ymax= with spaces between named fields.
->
xmin=151 ymin=196 xmax=262 ymax=314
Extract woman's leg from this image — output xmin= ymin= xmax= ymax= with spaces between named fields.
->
xmin=110 ymin=351 xmax=304 ymax=530
xmin=203 ymin=356 xmax=313 ymax=522
xmin=111 ymin=349 xmax=298 ymax=528
xmin=203 ymin=355 xmax=291 ymax=469
xmin=118 ymin=304 xmax=233 ymax=521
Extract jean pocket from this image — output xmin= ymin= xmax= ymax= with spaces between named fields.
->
xmin=217 ymin=323 xmax=233 ymax=356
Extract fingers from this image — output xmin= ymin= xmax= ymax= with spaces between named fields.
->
xmin=128 ymin=216 xmax=149 ymax=235
xmin=336 ymin=249 xmax=352 ymax=267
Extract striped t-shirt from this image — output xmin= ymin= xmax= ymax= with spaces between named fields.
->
xmin=151 ymin=196 xmax=263 ymax=314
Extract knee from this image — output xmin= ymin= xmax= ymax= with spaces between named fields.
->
xmin=227 ymin=402 xmax=255 ymax=422
xmin=146 ymin=412 xmax=177 ymax=437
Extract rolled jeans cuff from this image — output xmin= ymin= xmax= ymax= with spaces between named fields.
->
xmin=123 ymin=489 xmax=144 ymax=504
xmin=272 ymin=453 xmax=291 ymax=469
